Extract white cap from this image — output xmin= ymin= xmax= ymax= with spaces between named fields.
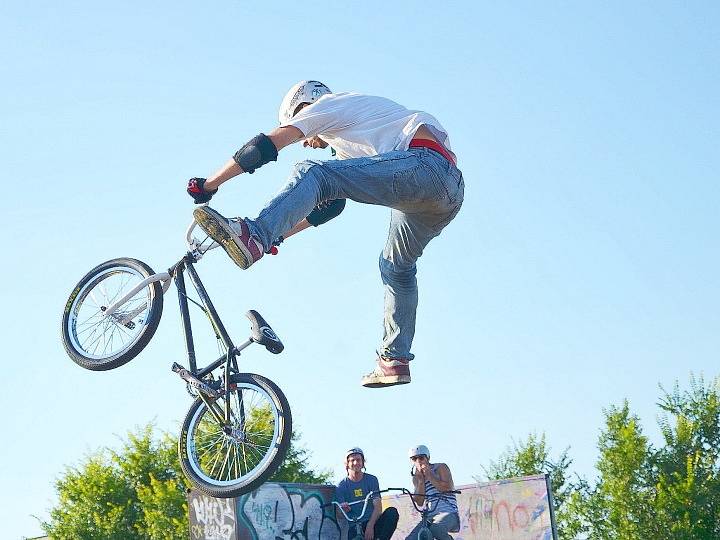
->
xmin=408 ymin=444 xmax=430 ymax=459
xmin=346 ymin=447 xmax=365 ymax=460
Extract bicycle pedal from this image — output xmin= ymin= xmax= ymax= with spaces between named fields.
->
xmin=172 ymin=363 xmax=222 ymax=398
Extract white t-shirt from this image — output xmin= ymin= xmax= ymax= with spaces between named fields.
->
xmin=282 ymin=92 xmax=455 ymax=161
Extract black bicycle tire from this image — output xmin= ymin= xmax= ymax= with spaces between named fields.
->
xmin=178 ymin=373 xmax=292 ymax=498
xmin=61 ymin=257 xmax=164 ymax=371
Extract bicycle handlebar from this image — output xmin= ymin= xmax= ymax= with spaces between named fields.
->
xmin=322 ymin=488 xmax=460 ymax=522
xmin=385 ymin=488 xmax=461 ymax=515
xmin=322 ymin=488 xmax=391 ymax=522
xmin=186 ymin=218 xmax=220 ymax=256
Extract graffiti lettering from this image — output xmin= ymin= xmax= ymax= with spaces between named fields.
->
xmin=239 ymin=484 xmax=341 ymax=540
xmin=190 ymin=493 xmax=236 ymax=540
xmin=188 ymin=475 xmax=556 ymax=540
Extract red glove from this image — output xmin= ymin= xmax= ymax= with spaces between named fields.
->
xmin=187 ymin=178 xmax=217 ymax=204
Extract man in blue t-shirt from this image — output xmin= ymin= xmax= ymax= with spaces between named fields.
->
xmin=335 ymin=448 xmax=398 ymax=540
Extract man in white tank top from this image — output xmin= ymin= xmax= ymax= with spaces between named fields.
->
xmin=187 ymin=81 xmax=464 ymax=389
xmin=407 ymin=444 xmax=460 ymax=540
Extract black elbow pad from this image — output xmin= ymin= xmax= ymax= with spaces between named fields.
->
xmin=307 ymin=198 xmax=346 ymax=226
xmin=233 ymin=133 xmax=278 ymax=174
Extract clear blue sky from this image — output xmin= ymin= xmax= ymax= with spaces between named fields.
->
xmin=2 ymin=1 xmax=718 ymax=538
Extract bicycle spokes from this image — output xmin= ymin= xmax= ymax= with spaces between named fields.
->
xmin=186 ymin=382 xmax=281 ymax=485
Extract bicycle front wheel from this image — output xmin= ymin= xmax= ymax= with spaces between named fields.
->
xmin=179 ymin=373 xmax=292 ymax=498
xmin=61 ymin=258 xmax=164 ymax=371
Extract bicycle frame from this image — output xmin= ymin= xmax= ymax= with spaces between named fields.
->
xmin=391 ymin=488 xmax=461 ymax=537
xmin=325 ymin=490 xmax=385 ymax=540
xmin=104 ymin=219 xmax=250 ymax=427
xmin=172 ymin=253 xmax=251 ymax=425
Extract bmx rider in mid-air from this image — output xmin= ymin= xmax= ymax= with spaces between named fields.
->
xmin=187 ymin=80 xmax=464 ymax=389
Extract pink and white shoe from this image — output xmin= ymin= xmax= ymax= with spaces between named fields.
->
xmin=361 ymin=357 xmax=411 ymax=388
xmin=193 ymin=206 xmax=264 ymax=270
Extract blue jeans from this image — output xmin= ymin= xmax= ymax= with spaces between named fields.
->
xmin=246 ymin=147 xmax=464 ymax=360
xmin=405 ymin=512 xmax=460 ymax=540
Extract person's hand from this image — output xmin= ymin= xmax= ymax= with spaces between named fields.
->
xmin=302 ymin=136 xmax=328 ymax=149
xmin=187 ymin=177 xmax=217 ymax=204
xmin=364 ymin=524 xmax=374 ymax=540
xmin=341 ymin=502 xmax=350 ymax=513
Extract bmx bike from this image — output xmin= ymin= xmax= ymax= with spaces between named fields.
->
xmin=324 ymin=489 xmax=392 ymax=540
xmin=394 ymin=487 xmax=461 ymax=540
xmin=60 ymin=218 xmax=291 ymax=498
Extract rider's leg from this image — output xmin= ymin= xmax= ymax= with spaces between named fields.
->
xmin=360 ymin=197 xmax=462 ymax=388
xmin=196 ymin=149 xmax=461 ymax=270
xmin=378 ymin=211 xmax=440 ymax=361
xmin=373 ymin=507 xmax=400 ymax=540
xmin=428 ymin=512 xmax=460 ymax=540
xmin=404 ymin=520 xmax=427 ymax=540
xmin=247 ymin=148 xmax=459 ymax=250
xmin=195 ymin=152 xmax=431 ymax=269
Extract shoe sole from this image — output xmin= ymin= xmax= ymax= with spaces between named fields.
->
xmin=193 ymin=207 xmax=251 ymax=270
xmin=361 ymin=375 xmax=411 ymax=388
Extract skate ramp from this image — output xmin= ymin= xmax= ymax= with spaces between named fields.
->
xmin=187 ymin=475 xmax=557 ymax=540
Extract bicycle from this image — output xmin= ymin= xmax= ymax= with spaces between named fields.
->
xmin=60 ymin=218 xmax=292 ymax=498
xmin=392 ymin=488 xmax=461 ymax=540
xmin=323 ymin=489 xmax=393 ymax=540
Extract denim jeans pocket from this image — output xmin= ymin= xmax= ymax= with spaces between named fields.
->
xmin=391 ymin=164 xmax=443 ymax=204
xmin=447 ymin=169 xmax=464 ymax=205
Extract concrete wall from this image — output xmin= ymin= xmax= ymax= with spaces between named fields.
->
xmin=386 ymin=475 xmax=556 ymax=540
xmin=187 ymin=475 xmax=556 ymax=540
xmin=188 ymin=483 xmax=344 ymax=540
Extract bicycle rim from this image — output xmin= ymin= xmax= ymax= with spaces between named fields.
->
xmin=184 ymin=378 xmax=286 ymax=489
xmin=67 ymin=266 xmax=155 ymax=361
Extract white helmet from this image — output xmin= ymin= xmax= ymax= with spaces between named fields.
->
xmin=278 ymin=80 xmax=331 ymax=124
xmin=346 ymin=447 xmax=365 ymax=461
xmin=408 ymin=444 xmax=430 ymax=460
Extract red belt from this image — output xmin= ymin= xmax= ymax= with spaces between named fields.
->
xmin=409 ymin=138 xmax=456 ymax=166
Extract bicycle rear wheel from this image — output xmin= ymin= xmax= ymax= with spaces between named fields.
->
xmin=61 ymin=258 xmax=164 ymax=371
xmin=179 ymin=373 xmax=292 ymax=498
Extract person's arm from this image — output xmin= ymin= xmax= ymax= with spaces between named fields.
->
xmin=364 ymin=498 xmax=382 ymax=540
xmin=411 ymin=466 xmax=426 ymax=506
xmin=424 ymin=463 xmax=455 ymax=492
xmin=202 ymin=126 xmax=305 ymax=191
xmin=335 ymin=485 xmax=351 ymax=521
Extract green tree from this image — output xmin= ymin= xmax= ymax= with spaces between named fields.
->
xmin=44 ymin=422 xmax=329 ymax=539
xmin=482 ymin=433 xmax=571 ymax=507
xmin=583 ymin=401 xmax=653 ymax=540
xmin=271 ymin=433 xmax=333 ymax=484
xmin=480 ymin=432 xmax=576 ymax=539
xmin=483 ymin=375 xmax=720 ymax=539
xmin=651 ymin=375 xmax=720 ymax=539
xmin=44 ymin=425 xmax=189 ymax=540
xmin=560 ymin=375 xmax=720 ymax=540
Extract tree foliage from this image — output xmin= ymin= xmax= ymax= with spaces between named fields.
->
xmin=485 ymin=375 xmax=720 ymax=540
xmin=270 ymin=432 xmax=333 ymax=484
xmin=43 ymin=423 xmax=330 ymax=539
xmin=479 ymin=432 xmax=575 ymax=537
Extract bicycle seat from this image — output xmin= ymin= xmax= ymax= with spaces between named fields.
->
xmin=246 ymin=310 xmax=284 ymax=354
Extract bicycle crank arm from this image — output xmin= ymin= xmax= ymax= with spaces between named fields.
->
xmin=171 ymin=363 xmax=222 ymax=398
